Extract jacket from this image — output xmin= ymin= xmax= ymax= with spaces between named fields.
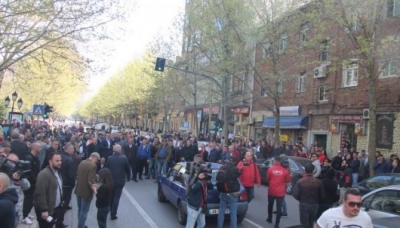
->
xmin=0 ymin=188 xmax=18 ymax=228
xmin=11 ymin=139 xmax=29 ymax=160
xmin=75 ymin=159 xmax=97 ymax=200
xmin=155 ymin=145 xmax=173 ymax=162
xmin=293 ymin=175 xmax=325 ymax=204
xmin=374 ymin=160 xmax=388 ymax=174
xmin=150 ymin=142 xmax=161 ymax=158
xmin=106 ymin=153 xmax=131 ymax=187
xmin=60 ymin=151 xmax=76 ymax=188
xmin=25 ymin=152 xmax=41 ymax=192
xmin=350 ymin=159 xmax=360 ymax=174
xmin=267 ymin=164 xmax=291 ymax=197
xmin=137 ymin=144 xmax=150 ymax=159
xmin=33 ymin=167 xmax=61 ymax=214
xmin=187 ymin=178 xmax=213 ymax=210
xmin=182 ymin=145 xmax=197 ymax=161
xmin=124 ymin=144 xmax=138 ymax=163
xmin=237 ymin=160 xmax=261 ymax=187
xmin=320 ymin=178 xmax=339 ymax=204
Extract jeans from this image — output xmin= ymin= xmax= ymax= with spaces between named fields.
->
xmin=245 ymin=187 xmax=254 ymax=203
xmin=217 ymin=193 xmax=238 ymax=228
xmin=268 ymin=195 xmax=283 ymax=225
xmin=299 ymin=203 xmax=318 ymax=228
xmin=185 ymin=206 xmax=205 ymax=228
xmin=110 ymin=186 xmax=124 ymax=217
xmin=148 ymin=158 xmax=157 ymax=178
xmin=352 ymin=173 xmax=359 ymax=186
xmin=76 ymin=195 xmax=92 ymax=228
xmin=22 ymin=190 xmax=34 ymax=218
xmin=157 ymin=159 xmax=168 ymax=178
xmin=97 ymin=207 xmax=110 ymax=228
xmin=282 ymin=198 xmax=287 ymax=214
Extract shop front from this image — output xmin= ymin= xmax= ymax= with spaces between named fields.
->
xmin=262 ymin=106 xmax=308 ymax=144
xmin=201 ymin=106 xmax=219 ymax=134
xmin=329 ymin=115 xmax=366 ymax=152
xmin=233 ymin=107 xmax=250 ymax=137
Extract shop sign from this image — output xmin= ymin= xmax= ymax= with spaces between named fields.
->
xmin=330 ymin=122 xmax=339 ymax=133
xmin=280 ymin=135 xmax=289 ymax=142
xmin=331 ymin=115 xmax=364 ymax=123
xmin=376 ymin=114 xmax=394 ymax=149
xmin=255 ymin=115 xmax=264 ymax=122
xmin=280 ymin=106 xmax=301 ymax=116
xmin=232 ymin=107 xmax=249 ymax=114
xmin=203 ymin=106 xmax=219 ymax=114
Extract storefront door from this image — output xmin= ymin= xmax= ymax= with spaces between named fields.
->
xmin=315 ymin=134 xmax=327 ymax=152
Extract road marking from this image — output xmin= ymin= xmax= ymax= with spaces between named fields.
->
xmin=123 ymin=188 xmax=159 ymax=228
xmin=244 ymin=218 xmax=264 ymax=228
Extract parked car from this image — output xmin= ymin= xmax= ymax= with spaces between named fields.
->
xmin=256 ymin=156 xmax=312 ymax=194
xmin=354 ymin=174 xmax=400 ymax=195
xmin=157 ymin=162 xmax=248 ymax=225
xmin=359 ymin=185 xmax=400 ymax=227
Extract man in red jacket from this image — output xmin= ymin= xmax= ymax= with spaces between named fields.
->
xmin=237 ymin=151 xmax=261 ymax=203
xmin=266 ymin=156 xmax=291 ymax=228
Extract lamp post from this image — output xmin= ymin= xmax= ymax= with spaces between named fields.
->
xmin=4 ymin=91 xmax=23 ymax=121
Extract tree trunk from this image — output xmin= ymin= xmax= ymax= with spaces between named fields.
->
xmin=274 ymin=101 xmax=281 ymax=147
xmin=367 ymin=70 xmax=377 ymax=177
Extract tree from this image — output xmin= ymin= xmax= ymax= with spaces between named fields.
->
xmin=0 ymin=0 xmax=130 ymax=90
xmin=315 ymin=0 xmax=400 ymax=175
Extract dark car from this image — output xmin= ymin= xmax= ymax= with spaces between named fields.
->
xmin=354 ymin=173 xmax=400 ymax=195
xmin=157 ymin=162 xmax=248 ymax=225
xmin=256 ymin=156 xmax=312 ymax=194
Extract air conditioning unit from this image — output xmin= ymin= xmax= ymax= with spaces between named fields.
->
xmin=363 ymin=109 xmax=370 ymax=119
xmin=233 ymin=115 xmax=239 ymax=121
xmin=314 ymin=65 xmax=327 ymax=78
xmin=247 ymin=118 xmax=254 ymax=125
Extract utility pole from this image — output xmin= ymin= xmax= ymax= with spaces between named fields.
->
xmin=209 ymin=89 xmax=213 ymax=134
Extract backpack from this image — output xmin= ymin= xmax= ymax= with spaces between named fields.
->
xmin=216 ymin=165 xmax=240 ymax=193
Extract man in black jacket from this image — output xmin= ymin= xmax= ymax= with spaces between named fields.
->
xmin=106 ymin=144 xmax=131 ymax=220
xmin=58 ymin=143 xmax=76 ymax=227
xmin=182 ymin=139 xmax=197 ymax=162
xmin=22 ymin=143 xmax=41 ymax=225
xmin=10 ymin=130 xmax=29 ymax=160
xmin=124 ymin=138 xmax=138 ymax=181
xmin=185 ymin=155 xmax=213 ymax=228
xmin=0 ymin=173 xmax=18 ymax=228
xmin=316 ymin=168 xmax=339 ymax=220
xmin=41 ymin=139 xmax=60 ymax=170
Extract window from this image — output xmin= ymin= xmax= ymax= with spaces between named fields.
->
xmin=192 ymin=30 xmax=201 ymax=48
xmin=386 ymin=0 xmax=400 ymax=18
xmin=260 ymin=88 xmax=267 ymax=97
xmin=262 ymin=45 xmax=272 ymax=59
xmin=300 ymin=22 xmax=309 ymax=46
xmin=196 ymin=53 xmax=210 ymax=66
xmin=362 ymin=190 xmax=400 ymax=215
xmin=277 ymin=81 xmax=283 ymax=93
xmin=278 ymin=32 xmax=287 ymax=52
xmin=186 ymin=0 xmax=190 ymax=4
xmin=343 ymin=61 xmax=359 ymax=87
xmin=297 ymin=72 xmax=306 ymax=92
xmin=380 ymin=60 xmax=398 ymax=77
xmin=320 ymin=40 xmax=330 ymax=62
xmin=318 ymin=86 xmax=328 ymax=101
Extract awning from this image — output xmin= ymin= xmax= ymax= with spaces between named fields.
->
xmin=262 ymin=116 xmax=308 ymax=129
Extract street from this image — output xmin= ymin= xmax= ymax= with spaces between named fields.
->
xmin=19 ymin=180 xmax=301 ymax=228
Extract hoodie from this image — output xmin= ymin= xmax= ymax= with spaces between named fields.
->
xmin=0 ymin=188 xmax=18 ymax=228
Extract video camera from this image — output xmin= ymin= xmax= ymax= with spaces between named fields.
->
xmin=0 ymin=157 xmax=31 ymax=179
xmin=186 ymin=161 xmax=212 ymax=181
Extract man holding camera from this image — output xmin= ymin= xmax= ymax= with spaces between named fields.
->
xmin=217 ymin=156 xmax=241 ymax=228
xmin=185 ymin=154 xmax=213 ymax=228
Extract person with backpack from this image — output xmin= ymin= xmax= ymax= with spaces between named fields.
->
xmin=266 ymin=156 xmax=291 ymax=228
xmin=237 ymin=151 xmax=261 ymax=203
xmin=216 ymin=156 xmax=241 ymax=228
xmin=185 ymin=155 xmax=213 ymax=228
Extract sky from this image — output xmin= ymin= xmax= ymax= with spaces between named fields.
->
xmin=86 ymin=0 xmax=185 ymax=98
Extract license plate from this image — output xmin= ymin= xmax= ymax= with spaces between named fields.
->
xmin=209 ymin=209 xmax=230 ymax=214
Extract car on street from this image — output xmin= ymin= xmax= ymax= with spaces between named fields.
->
xmin=157 ymin=162 xmax=248 ymax=225
xmin=256 ymin=156 xmax=312 ymax=194
xmin=354 ymin=173 xmax=400 ymax=195
xmin=354 ymin=185 xmax=400 ymax=228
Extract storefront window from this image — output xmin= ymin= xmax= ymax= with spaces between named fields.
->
xmin=340 ymin=123 xmax=358 ymax=150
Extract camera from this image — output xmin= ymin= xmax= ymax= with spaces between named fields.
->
xmin=0 ymin=157 xmax=31 ymax=179
xmin=186 ymin=161 xmax=212 ymax=181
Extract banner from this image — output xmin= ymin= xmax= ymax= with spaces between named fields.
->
xmin=376 ymin=114 xmax=394 ymax=149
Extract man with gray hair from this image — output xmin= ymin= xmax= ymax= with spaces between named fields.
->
xmin=10 ymin=130 xmax=29 ymax=160
xmin=106 ymin=144 xmax=131 ymax=220
xmin=0 ymin=172 xmax=18 ymax=228
xmin=75 ymin=152 xmax=100 ymax=228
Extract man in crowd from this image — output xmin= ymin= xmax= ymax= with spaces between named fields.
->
xmin=135 ymin=137 xmax=150 ymax=180
xmin=0 ymin=172 xmax=18 ymax=228
xmin=33 ymin=152 xmax=64 ymax=228
xmin=147 ymin=136 xmax=161 ymax=179
xmin=311 ymin=153 xmax=321 ymax=178
xmin=41 ymin=139 xmax=60 ymax=170
xmin=10 ymin=130 xmax=29 ymax=160
xmin=101 ymin=133 xmax=113 ymax=160
xmin=22 ymin=143 xmax=41 ymax=225
xmin=155 ymin=138 xmax=173 ymax=180
xmin=75 ymin=152 xmax=100 ymax=228
xmin=316 ymin=188 xmax=372 ymax=228
xmin=124 ymin=138 xmax=138 ymax=181
xmin=293 ymin=164 xmax=325 ymax=227
xmin=182 ymin=139 xmax=197 ymax=162
xmin=266 ymin=156 xmax=291 ymax=228
xmin=106 ymin=144 xmax=131 ymax=220
xmin=237 ymin=151 xmax=261 ymax=203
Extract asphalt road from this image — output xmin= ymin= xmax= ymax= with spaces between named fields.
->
xmin=19 ymin=180 xmax=301 ymax=228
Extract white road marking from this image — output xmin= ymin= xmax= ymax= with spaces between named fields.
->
xmin=244 ymin=218 xmax=264 ymax=228
xmin=123 ymin=188 xmax=159 ymax=228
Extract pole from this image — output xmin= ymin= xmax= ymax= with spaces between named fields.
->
xmin=209 ymin=90 xmax=213 ymax=135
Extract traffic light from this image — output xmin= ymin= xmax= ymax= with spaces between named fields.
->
xmin=43 ymin=103 xmax=53 ymax=119
xmin=155 ymin=57 xmax=166 ymax=72
xmin=218 ymin=120 xmax=224 ymax=132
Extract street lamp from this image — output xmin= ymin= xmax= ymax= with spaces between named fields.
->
xmin=4 ymin=91 xmax=23 ymax=120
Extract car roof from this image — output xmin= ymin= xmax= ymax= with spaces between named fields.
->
xmin=177 ymin=162 xmax=222 ymax=170
xmin=362 ymin=185 xmax=400 ymax=199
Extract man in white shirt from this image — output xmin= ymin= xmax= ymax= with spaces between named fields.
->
xmin=315 ymin=188 xmax=372 ymax=228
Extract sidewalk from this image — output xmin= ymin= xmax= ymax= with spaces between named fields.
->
xmin=17 ymin=205 xmax=74 ymax=228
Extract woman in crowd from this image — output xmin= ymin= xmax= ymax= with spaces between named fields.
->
xmin=96 ymin=168 xmax=114 ymax=228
